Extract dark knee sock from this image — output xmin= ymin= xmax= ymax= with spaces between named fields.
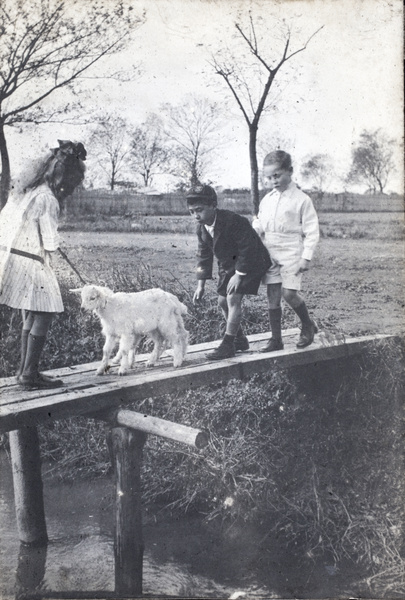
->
xmin=22 ymin=334 xmax=47 ymax=377
xmin=293 ymin=301 xmax=312 ymax=327
xmin=269 ymin=308 xmax=282 ymax=340
xmin=236 ymin=325 xmax=245 ymax=338
xmin=17 ymin=330 xmax=30 ymax=376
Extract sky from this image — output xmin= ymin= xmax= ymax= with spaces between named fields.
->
xmin=8 ymin=0 xmax=404 ymax=193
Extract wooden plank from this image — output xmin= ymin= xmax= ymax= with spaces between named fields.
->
xmin=111 ymin=427 xmax=145 ymax=596
xmin=0 ymin=328 xmax=300 ymax=388
xmin=0 ymin=332 xmax=397 ymax=434
xmin=9 ymin=428 xmax=48 ymax=545
xmin=114 ymin=409 xmax=209 ymax=449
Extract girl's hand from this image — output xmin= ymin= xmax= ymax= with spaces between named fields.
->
xmin=295 ymin=259 xmax=310 ymax=275
xmin=44 ymin=250 xmax=54 ymax=268
xmin=193 ymin=280 xmax=206 ymax=303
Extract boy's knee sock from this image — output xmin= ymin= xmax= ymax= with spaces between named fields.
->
xmin=269 ymin=308 xmax=282 ymax=340
xmin=236 ymin=325 xmax=245 ymax=339
xmin=225 ymin=319 xmax=240 ymax=337
xmin=293 ymin=301 xmax=312 ymax=327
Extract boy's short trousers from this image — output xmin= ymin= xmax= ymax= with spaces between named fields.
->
xmin=262 ymin=232 xmax=303 ymax=291
xmin=217 ymin=269 xmax=262 ymax=297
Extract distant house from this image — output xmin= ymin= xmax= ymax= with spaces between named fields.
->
xmin=136 ymin=187 xmax=163 ymax=198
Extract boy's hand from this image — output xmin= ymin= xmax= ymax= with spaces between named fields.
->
xmin=193 ymin=280 xmax=206 ymax=303
xmin=295 ymin=259 xmax=311 ymax=275
xmin=227 ymin=273 xmax=243 ymax=295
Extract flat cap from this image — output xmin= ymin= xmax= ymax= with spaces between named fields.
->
xmin=186 ymin=184 xmax=217 ymax=204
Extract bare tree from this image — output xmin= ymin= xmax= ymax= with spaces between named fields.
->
xmin=211 ymin=14 xmax=323 ymax=213
xmin=0 ymin=0 xmax=144 ymax=207
xmin=346 ymin=129 xmax=396 ymax=194
xmin=162 ymin=95 xmax=223 ymax=188
xmin=89 ymin=114 xmax=133 ymax=191
xmin=301 ymin=154 xmax=334 ymax=194
xmin=130 ymin=115 xmax=169 ymax=188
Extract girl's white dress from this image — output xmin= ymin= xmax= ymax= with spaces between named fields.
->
xmin=0 ymin=184 xmax=63 ymax=312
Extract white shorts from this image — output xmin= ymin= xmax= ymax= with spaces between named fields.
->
xmin=261 ymin=232 xmax=303 ymax=291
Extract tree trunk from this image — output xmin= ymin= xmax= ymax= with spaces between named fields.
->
xmin=249 ymin=125 xmax=259 ymax=215
xmin=376 ymin=177 xmax=384 ymax=193
xmin=0 ymin=121 xmax=11 ymax=209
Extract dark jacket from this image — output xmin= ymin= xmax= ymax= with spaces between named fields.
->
xmin=195 ymin=209 xmax=271 ymax=280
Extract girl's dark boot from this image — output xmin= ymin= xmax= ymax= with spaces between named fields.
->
xmin=19 ymin=334 xmax=63 ymax=389
xmin=16 ymin=329 xmax=30 ymax=380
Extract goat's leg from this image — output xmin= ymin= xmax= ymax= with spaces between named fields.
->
xmin=171 ymin=326 xmax=188 ymax=368
xmin=127 ymin=334 xmax=143 ymax=369
xmin=111 ymin=339 xmax=123 ymax=365
xmin=117 ymin=334 xmax=135 ymax=376
xmin=178 ymin=321 xmax=189 ymax=363
xmin=96 ymin=335 xmax=118 ymax=375
xmin=146 ymin=331 xmax=164 ymax=367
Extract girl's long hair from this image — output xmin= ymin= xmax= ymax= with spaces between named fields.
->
xmin=23 ymin=140 xmax=87 ymax=204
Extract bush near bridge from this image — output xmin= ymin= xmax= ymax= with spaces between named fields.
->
xmin=0 ymin=262 xmax=404 ymax=596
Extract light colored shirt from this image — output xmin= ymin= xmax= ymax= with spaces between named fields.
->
xmin=252 ymin=182 xmax=319 ymax=261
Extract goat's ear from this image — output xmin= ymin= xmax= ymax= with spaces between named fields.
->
xmin=69 ymin=288 xmax=82 ymax=294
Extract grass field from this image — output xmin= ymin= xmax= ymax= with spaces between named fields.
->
xmin=0 ymin=211 xmax=404 ymax=597
xmin=58 ymin=212 xmax=404 ymax=338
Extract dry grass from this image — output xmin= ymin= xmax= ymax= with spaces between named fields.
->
xmin=0 ymin=255 xmax=403 ymax=596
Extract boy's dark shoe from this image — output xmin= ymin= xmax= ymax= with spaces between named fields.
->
xmin=259 ymin=338 xmax=284 ymax=353
xmin=235 ymin=334 xmax=249 ymax=352
xmin=296 ymin=320 xmax=318 ymax=349
xmin=206 ymin=337 xmax=236 ymax=360
xmin=18 ymin=373 xmax=64 ymax=390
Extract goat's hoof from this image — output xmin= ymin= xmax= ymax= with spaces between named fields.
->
xmin=118 ymin=369 xmax=127 ymax=376
xmin=96 ymin=365 xmax=110 ymax=375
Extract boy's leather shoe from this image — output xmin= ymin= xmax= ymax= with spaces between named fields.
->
xmin=296 ymin=320 xmax=318 ymax=349
xmin=259 ymin=338 xmax=284 ymax=353
xmin=18 ymin=373 xmax=64 ymax=390
xmin=206 ymin=339 xmax=236 ymax=360
xmin=235 ymin=335 xmax=249 ymax=352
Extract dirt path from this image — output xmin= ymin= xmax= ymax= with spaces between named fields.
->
xmin=60 ymin=231 xmax=404 ymax=337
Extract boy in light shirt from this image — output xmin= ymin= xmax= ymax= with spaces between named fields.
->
xmin=252 ymin=150 xmax=319 ymax=351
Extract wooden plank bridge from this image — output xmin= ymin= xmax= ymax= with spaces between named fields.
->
xmin=0 ymin=328 xmax=392 ymax=433
xmin=0 ymin=328 xmax=395 ymax=598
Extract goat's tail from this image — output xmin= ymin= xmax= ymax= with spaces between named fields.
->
xmin=166 ymin=292 xmax=188 ymax=315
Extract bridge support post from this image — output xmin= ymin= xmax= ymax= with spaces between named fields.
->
xmin=9 ymin=427 xmax=48 ymax=546
xmin=111 ymin=426 xmax=146 ymax=597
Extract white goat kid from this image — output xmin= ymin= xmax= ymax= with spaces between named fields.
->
xmin=74 ymin=285 xmax=189 ymax=375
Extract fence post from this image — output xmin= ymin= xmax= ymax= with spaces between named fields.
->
xmin=111 ymin=426 xmax=146 ymax=597
xmin=9 ymin=428 xmax=48 ymax=546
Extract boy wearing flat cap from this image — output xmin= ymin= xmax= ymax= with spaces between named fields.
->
xmin=186 ymin=184 xmax=271 ymax=360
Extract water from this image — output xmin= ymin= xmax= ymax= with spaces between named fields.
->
xmin=0 ymin=449 xmax=366 ymax=599
xmin=0 ymin=451 xmax=273 ymax=599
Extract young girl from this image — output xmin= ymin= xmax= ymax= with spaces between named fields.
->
xmin=252 ymin=150 xmax=319 ymax=351
xmin=0 ymin=140 xmax=86 ymax=389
